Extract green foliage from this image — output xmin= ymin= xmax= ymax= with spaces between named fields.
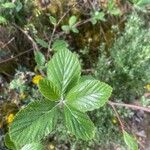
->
xmin=0 ymin=0 xmax=23 ymax=25
xmin=49 ymin=15 xmax=57 ymax=26
xmin=0 ymin=16 xmax=7 ymax=24
xmin=34 ymin=51 xmax=46 ymax=71
xmin=140 ymin=96 xmax=150 ymax=107
xmin=90 ymin=11 xmax=105 ymax=25
xmin=5 ymin=133 xmax=17 ymax=150
xmin=10 ymin=99 xmax=58 ymax=148
xmin=21 ymin=143 xmax=44 ymax=150
xmin=52 ymin=40 xmax=68 ymax=52
xmin=66 ymin=80 xmax=112 ymax=112
xmin=34 ymin=51 xmax=46 ymax=66
xmin=39 ymin=79 xmax=61 ymax=101
xmin=107 ymin=0 xmax=121 ymax=16
xmin=123 ymin=131 xmax=138 ymax=150
xmin=131 ymin=0 xmax=150 ymax=7
xmin=1 ymin=2 xmax=16 ymax=9
xmin=95 ymin=13 xmax=150 ymax=101
xmin=8 ymin=49 xmax=112 ymax=148
xmin=35 ymin=38 xmax=48 ymax=48
xmin=61 ymin=16 xmax=79 ymax=33
xmin=47 ymin=49 xmax=81 ymax=94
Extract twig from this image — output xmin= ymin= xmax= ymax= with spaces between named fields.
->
xmin=76 ymin=18 xmax=91 ymax=27
xmin=108 ymin=101 xmax=150 ymax=113
xmin=12 ymin=23 xmax=38 ymax=51
xmin=108 ymin=101 xmax=124 ymax=132
xmin=12 ymin=23 xmax=45 ymax=76
xmin=1 ymin=37 xmax=15 ymax=49
xmin=0 ymin=48 xmax=33 ymax=64
xmin=47 ymin=3 xmax=78 ymax=58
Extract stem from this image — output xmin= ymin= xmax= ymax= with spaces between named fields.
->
xmin=108 ymin=101 xmax=124 ymax=132
xmin=13 ymin=23 xmax=45 ymax=77
xmin=47 ymin=3 xmax=78 ymax=58
xmin=0 ymin=48 xmax=33 ymax=64
xmin=108 ymin=101 xmax=150 ymax=113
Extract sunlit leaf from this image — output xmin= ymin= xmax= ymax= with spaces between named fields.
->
xmin=47 ymin=49 xmax=81 ymax=95
xmin=21 ymin=143 xmax=44 ymax=150
xmin=66 ymin=80 xmax=112 ymax=112
xmin=9 ymin=100 xmax=58 ymax=147
xmin=64 ymin=104 xmax=95 ymax=140
xmin=38 ymin=78 xmax=61 ymax=101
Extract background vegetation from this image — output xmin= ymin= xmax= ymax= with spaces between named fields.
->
xmin=0 ymin=0 xmax=150 ymax=150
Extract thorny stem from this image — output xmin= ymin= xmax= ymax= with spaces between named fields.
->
xmin=108 ymin=101 xmax=150 ymax=113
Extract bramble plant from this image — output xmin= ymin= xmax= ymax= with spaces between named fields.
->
xmin=61 ymin=15 xmax=79 ymax=33
xmin=7 ymin=49 xmax=112 ymax=149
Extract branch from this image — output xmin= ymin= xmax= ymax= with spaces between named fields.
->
xmin=47 ymin=3 xmax=78 ymax=58
xmin=108 ymin=101 xmax=124 ymax=132
xmin=108 ymin=101 xmax=150 ymax=113
xmin=12 ymin=24 xmax=45 ymax=76
xmin=0 ymin=48 xmax=33 ymax=64
xmin=1 ymin=37 xmax=15 ymax=49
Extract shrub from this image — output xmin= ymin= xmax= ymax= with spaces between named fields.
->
xmin=95 ymin=13 xmax=150 ymax=101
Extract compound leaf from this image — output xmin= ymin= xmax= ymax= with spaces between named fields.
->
xmin=9 ymin=99 xmax=58 ymax=147
xmin=64 ymin=104 xmax=95 ymax=140
xmin=21 ymin=143 xmax=44 ymax=150
xmin=47 ymin=49 xmax=81 ymax=96
xmin=38 ymin=78 xmax=60 ymax=101
xmin=66 ymin=80 xmax=112 ymax=112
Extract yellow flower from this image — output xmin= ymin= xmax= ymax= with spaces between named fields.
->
xmin=32 ymin=75 xmax=43 ymax=84
xmin=6 ymin=113 xmax=15 ymax=124
xmin=144 ymin=84 xmax=150 ymax=91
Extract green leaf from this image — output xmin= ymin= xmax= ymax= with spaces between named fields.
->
xmin=64 ymin=104 xmax=95 ymax=140
xmin=1 ymin=2 xmax=16 ymax=8
xmin=0 ymin=16 xmax=7 ymax=24
xmin=5 ymin=133 xmax=17 ymax=150
xmin=69 ymin=16 xmax=77 ymax=27
xmin=9 ymin=99 xmax=58 ymax=147
xmin=21 ymin=143 xmax=44 ymax=150
xmin=61 ymin=25 xmax=70 ymax=33
xmin=34 ymin=51 xmax=45 ymax=66
xmin=71 ymin=27 xmax=79 ymax=33
xmin=109 ymin=9 xmax=121 ymax=16
xmin=38 ymin=78 xmax=60 ymax=101
xmin=91 ymin=18 xmax=97 ymax=25
xmin=15 ymin=1 xmax=23 ymax=12
xmin=94 ymin=11 xmax=105 ymax=20
xmin=49 ymin=15 xmax=57 ymax=25
xmin=47 ymin=49 xmax=81 ymax=96
xmin=137 ymin=0 xmax=150 ymax=7
xmin=66 ymin=80 xmax=112 ymax=112
xmin=35 ymin=38 xmax=48 ymax=48
xmin=52 ymin=40 xmax=68 ymax=52
xmin=123 ymin=131 xmax=138 ymax=150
